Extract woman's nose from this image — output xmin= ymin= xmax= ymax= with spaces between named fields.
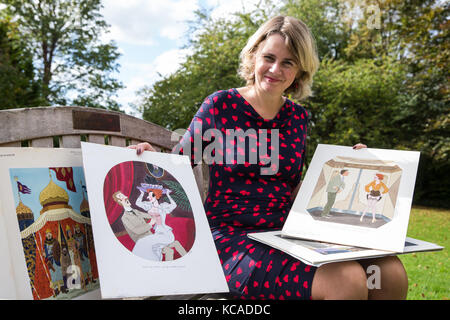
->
xmin=269 ymin=61 xmax=282 ymax=74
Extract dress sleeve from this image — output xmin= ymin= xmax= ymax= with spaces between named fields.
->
xmin=172 ymin=93 xmax=218 ymax=167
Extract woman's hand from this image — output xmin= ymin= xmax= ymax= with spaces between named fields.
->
xmin=352 ymin=143 xmax=367 ymax=150
xmin=128 ymin=142 xmax=156 ymax=155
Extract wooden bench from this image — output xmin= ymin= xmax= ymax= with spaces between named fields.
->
xmin=0 ymin=106 xmax=209 ymax=201
xmin=0 ymin=106 xmax=224 ymax=300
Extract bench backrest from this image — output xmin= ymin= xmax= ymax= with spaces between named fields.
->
xmin=0 ymin=106 xmax=208 ymax=200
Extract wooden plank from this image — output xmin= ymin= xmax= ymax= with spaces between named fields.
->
xmin=110 ymin=136 xmax=126 ymax=147
xmin=72 ymin=110 xmax=121 ymax=132
xmin=129 ymin=139 xmax=142 ymax=147
xmin=120 ymin=114 xmax=176 ymax=150
xmin=61 ymin=135 xmax=81 ymax=148
xmin=0 ymin=107 xmax=179 ymax=150
xmin=0 ymin=107 xmax=73 ymax=144
xmin=31 ymin=137 xmax=54 ymax=147
xmin=87 ymin=134 xmax=105 ymax=145
xmin=0 ymin=141 xmax=21 ymax=147
xmin=193 ymin=165 xmax=204 ymax=201
xmin=201 ymin=162 xmax=209 ymax=201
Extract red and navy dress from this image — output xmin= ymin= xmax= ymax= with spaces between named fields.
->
xmin=176 ymin=88 xmax=317 ymax=300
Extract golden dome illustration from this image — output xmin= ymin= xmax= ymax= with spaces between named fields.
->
xmin=16 ymin=200 xmax=34 ymax=231
xmin=16 ymin=200 xmax=32 ymax=215
xmin=80 ymin=197 xmax=90 ymax=214
xmin=39 ymin=177 xmax=72 ymax=214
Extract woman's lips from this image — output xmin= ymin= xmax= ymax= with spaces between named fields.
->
xmin=264 ymin=76 xmax=281 ymax=83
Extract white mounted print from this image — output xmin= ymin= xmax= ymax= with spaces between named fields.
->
xmin=81 ymin=142 xmax=228 ymax=299
xmin=282 ymin=144 xmax=420 ymax=252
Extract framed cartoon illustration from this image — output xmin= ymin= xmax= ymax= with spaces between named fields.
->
xmin=306 ymin=156 xmax=403 ymax=228
xmin=0 ymin=148 xmax=101 ymax=300
xmin=103 ymin=161 xmax=195 ymax=262
xmin=81 ymin=142 xmax=228 ymax=299
xmin=282 ymin=144 xmax=420 ymax=252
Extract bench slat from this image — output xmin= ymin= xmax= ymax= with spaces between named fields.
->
xmin=31 ymin=137 xmax=53 ymax=148
xmin=87 ymin=134 xmax=105 ymax=144
xmin=61 ymin=135 xmax=81 ymax=148
xmin=110 ymin=136 xmax=126 ymax=147
xmin=0 ymin=141 xmax=21 ymax=147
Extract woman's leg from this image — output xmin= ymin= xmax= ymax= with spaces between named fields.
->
xmin=311 ymin=261 xmax=368 ymax=300
xmin=358 ymin=256 xmax=408 ymax=300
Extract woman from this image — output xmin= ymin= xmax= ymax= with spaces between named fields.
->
xmin=130 ymin=16 xmax=408 ymax=299
xmin=360 ymin=173 xmax=389 ymax=223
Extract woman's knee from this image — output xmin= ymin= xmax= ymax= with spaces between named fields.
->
xmin=361 ymin=256 xmax=408 ymax=299
xmin=312 ymin=261 xmax=368 ymax=300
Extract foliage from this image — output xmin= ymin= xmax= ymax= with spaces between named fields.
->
xmin=304 ymin=56 xmax=408 ymax=158
xmin=2 ymin=0 xmax=123 ymax=110
xmin=138 ymin=5 xmax=276 ymax=130
xmin=281 ymin=0 xmax=352 ymax=60
xmin=162 ymin=180 xmax=192 ymax=212
xmin=136 ymin=0 xmax=448 ymax=207
xmin=400 ymin=206 xmax=449 ymax=300
xmin=0 ymin=16 xmax=43 ymax=109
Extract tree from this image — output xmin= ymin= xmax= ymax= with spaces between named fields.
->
xmin=3 ymin=0 xmax=123 ymax=110
xmin=0 ymin=14 xmax=43 ymax=109
xmin=282 ymin=0 xmax=352 ymax=60
xmin=137 ymin=4 xmax=277 ymax=130
xmin=286 ymin=0 xmax=449 ymax=207
xmin=136 ymin=0 xmax=449 ymax=207
xmin=304 ymin=56 xmax=407 ymax=156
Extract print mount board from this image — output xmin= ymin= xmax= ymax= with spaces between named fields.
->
xmin=282 ymin=144 xmax=420 ymax=252
xmin=81 ymin=142 xmax=228 ymax=299
xmin=0 ymin=148 xmax=101 ymax=300
xmin=249 ymin=231 xmax=443 ymax=267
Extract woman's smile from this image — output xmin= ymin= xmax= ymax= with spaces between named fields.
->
xmin=254 ymin=33 xmax=299 ymax=96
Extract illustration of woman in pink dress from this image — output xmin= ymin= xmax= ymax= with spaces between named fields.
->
xmin=132 ymin=183 xmax=187 ymax=261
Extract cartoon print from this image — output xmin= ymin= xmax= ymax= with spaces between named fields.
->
xmin=360 ymin=173 xmax=390 ymax=223
xmin=103 ymin=161 xmax=195 ymax=262
xmin=9 ymin=168 xmax=100 ymax=299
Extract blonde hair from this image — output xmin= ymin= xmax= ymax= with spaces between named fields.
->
xmin=238 ymin=16 xmax=319 ymax=100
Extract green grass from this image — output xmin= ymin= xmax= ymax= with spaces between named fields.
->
xmin=399 ymin=206 xmax=449 ymax=300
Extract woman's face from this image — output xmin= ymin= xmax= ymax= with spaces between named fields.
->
xmin=147 ymin=192 xmax=155 ymax=201
xmin=253 ymin=33 xmax=299 ymax=97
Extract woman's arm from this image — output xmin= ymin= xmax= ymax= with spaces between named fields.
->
xmin=135 ymin=190 xmax=151 ymax=212
xmin=163 ymin=190 xmax=177 ymax=214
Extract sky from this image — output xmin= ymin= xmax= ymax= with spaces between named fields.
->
xmin=10 ymin=167 xmax=87 ymax=221
xmin=100 ymin=0 xmax=262 ymax=116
